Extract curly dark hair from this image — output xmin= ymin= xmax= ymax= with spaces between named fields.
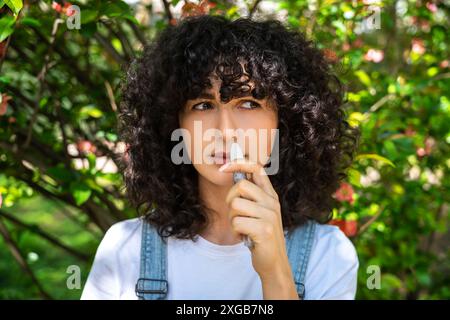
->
xmin=118 ymin=15 xmax=359 ymax=241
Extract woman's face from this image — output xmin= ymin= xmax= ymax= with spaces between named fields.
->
xmin=178 ymin=75 xmax=278 ymax=186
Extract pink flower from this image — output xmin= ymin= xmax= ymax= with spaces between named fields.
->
xmin=364 ymin=49 xmax=384 ymax=63
xmin=334 ymin=182 xmax=355 ymax=204
xmin=416 ymin=147 xmax=426 ymax=157
xmin=64 ymin=3 xmax=76 ymax=17
xmin=404 ymin=125 xmax=416 ymax=137
xmin=76 ymin=140 xmax=97 ymax=154
xmin=439 ymin=60 xmax=449 ymax=68
xmin=342 ymin=43 xmax=351 ymax=52
xmin=412 ymin=38 xmax=426 ymax=55
xmin=417 ymin=137 xmax=436 ymax=157
xmin=426 ymin=2 xmax=437 ymax=13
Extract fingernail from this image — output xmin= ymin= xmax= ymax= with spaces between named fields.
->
xmin=219 ymin=163 xmax=230 ymax=172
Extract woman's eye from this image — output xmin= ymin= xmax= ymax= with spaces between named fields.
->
xmin=239 ymin=100 xmax=261 ymax=110
xmin=192 ymin=102 xmax=213 ymax=111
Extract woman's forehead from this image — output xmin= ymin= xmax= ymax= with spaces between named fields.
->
xmin=192 ymin=74 xmax=258 ymax=101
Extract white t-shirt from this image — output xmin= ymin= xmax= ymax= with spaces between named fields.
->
xmin=80 ymin=217 xmax=358 ymax=300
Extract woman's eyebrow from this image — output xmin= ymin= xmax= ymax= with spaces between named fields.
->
xmin=196 ymin=92 xmax=215 ymax=99
xmin=192 ymin=92 xmax=262 ymax=102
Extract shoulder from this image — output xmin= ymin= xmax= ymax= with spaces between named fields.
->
xmin=312 ymin=223 xmax=358 ymax=264
xmin=96 ymin=218 xmax=142 ymax=259
xmin=103 ymin=217 xmax=143 ymax=244
xmin=304 ymin=223 xmax=359 ymax=299
xmin=80 ymin=217 xmax=143 ymax=299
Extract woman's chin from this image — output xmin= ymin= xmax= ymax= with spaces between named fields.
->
xmin=198 ymin=165 xmax=234 ymax=186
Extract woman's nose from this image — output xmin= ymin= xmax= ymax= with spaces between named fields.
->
xmin=217 ymin=108 xmax=238 ymax=143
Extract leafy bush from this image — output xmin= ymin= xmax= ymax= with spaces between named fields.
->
xmin=0 ymin=0 xmax=448 ymax=299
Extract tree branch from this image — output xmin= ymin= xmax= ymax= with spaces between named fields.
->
xmin=0 ymin=218 xmax=52 ymax=299
xmin=94 ymin=32 xmax=127 ymax=66
xmin=24 ymin=18 xmax=64 ymax=149
xmin=0 ymin=209 xmax=90 ymax=261
xmin=248 ymin=0 xmax=262 ymax=18
xmin=161 ymin=0 xmax=174 ymax=22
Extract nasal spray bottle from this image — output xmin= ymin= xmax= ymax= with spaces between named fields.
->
xmin=230 ymin=141 xmax=255 ymax=250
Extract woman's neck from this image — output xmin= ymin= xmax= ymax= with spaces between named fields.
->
xmin=198 ymin=175 xmax=243 ymax=246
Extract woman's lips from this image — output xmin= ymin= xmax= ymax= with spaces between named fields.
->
xmin=210 ymin=152 xmax=230 ymax=164
xmin=209 ymin=152 xmax=247 ymax=165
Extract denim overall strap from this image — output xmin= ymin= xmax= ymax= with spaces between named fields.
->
xmin=285 ymin=219 xmax=316 ymax=300
xmin=135 ymin=217 xmax=168 ymax=300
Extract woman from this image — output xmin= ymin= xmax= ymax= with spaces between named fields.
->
xmin=81 ymin=15 xmax=360 ymax=300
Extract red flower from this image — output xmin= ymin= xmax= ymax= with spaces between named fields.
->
xmin=352 ymin=38 xmax=363 ymax=48
xmin=52 ymin=1 xmax=62 ymax=13
xmin=52 ymin=1 xmax=74 ymax=16
xmin=329 ymin=219 xmax=358 ymax=237
xmin=0 ymin=93 xmax=12 ymax=116
xmin=323 ymin=49 xmax=338 ymax=63
xmin=181 ymin=0 xmax=214 ymax=18
xmin=334 ymin=182 xmax=355 ymax=204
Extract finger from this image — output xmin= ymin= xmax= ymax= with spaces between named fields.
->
xmin=228 ymin=197 xmax=274 ymax=221
xmin=219 ymin=159 xmax=278 ymax=199
xmin=231 ymin=216 xmax=272 ymax=244
xmin=226 ymin=180 xmax=280 ymax=212
xmin=225 ymin=179 xmax=274 ymax=209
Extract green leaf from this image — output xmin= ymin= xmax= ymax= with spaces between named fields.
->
xmin=0 ymin=15 xmax=16 ymax=42
xmin=84 ymin=178 xmax=104 ymax=193
xmin=20 ymin=17 xmax=41 ymax=28
xmin=355 ymin=153 xmax=395 ymax=168
xmin=123 ymin=14 xmax=139 ymax=25
xmin=0 ymin=76 xmax=11 ymax=85
xmin=70 ymin=181 xmax=92 ymax=206
xmin=47 ymin=166 xmax=76 ymax=183
xmin=102 ymin=1 xmax=130 ymax=17
xmin=382 ymin=274 xmax=403 ymax=290
xmin=99 ymin=1 xmax=139 ymax=24
xmin=80 ymin=21 xmax=97 ymax=38
xmin=80 ymin=9 xmax=99 ymax=24
xmin=79 ymin=105 xmax=103 ymax=119
xmin=347 ymin=168 xmax=362 ymax=187
xmin=4 ymin=0 xmax=22 ymax=15
xmin=383 ymin=140 xmax=398 ymax=160
xmin=354 ymin=70 xmax=371 ymax=87
xmin=427 ymin=67 xmax=438 ymax=77
xmin=86 ymin=153 xmax=96 ymax=170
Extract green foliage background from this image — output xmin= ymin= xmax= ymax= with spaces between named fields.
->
xmin=0 ymin=0 xmax=448 ymax=299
